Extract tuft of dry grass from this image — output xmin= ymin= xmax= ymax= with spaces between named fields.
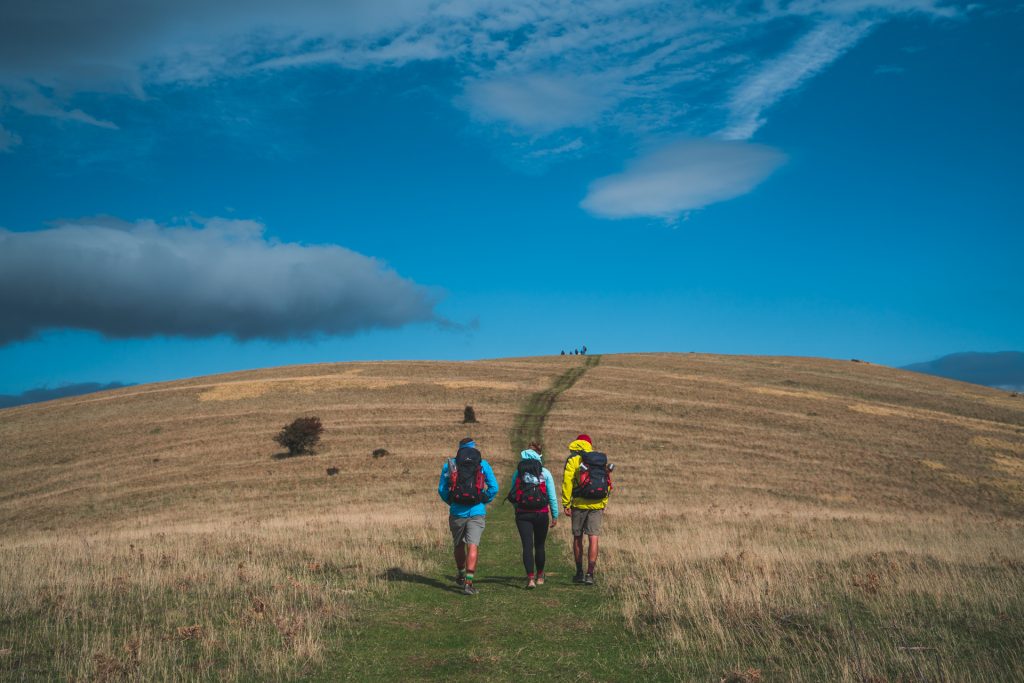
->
xmin=0 ymin=509 xmax=443 ymax=681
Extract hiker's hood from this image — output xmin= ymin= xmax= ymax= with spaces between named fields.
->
xmin=568 ymin=439 xmax=593 ymax=453
xmin=520 ymin=449 xmax=542 ymax=462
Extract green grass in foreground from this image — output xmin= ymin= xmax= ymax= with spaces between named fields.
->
xmin=315 ymin=355 xmax=677 ymax=682
xmin=314 ymin=511 xmax=671 ymax=682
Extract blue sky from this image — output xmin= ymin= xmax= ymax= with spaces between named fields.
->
xmin=0 ymin=1 xmax=1021 ymax=395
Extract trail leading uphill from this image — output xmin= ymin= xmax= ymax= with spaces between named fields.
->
xmin=315 ymin=354 xmax=671 ymax=682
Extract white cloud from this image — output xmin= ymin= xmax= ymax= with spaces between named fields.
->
xmin=528 ymin=137 xmax=585 ymax=158
xmin=461 ymin=73 xmax=616 ymax=133
xmin=580 ymin=139 xmax=786 ymax=221
xmin=11 ymin=88 xmax=119 ymax=129
xmin=0 ymin=217 xmax=439 ymax=345
xmin=719 ymin=19 xmax=875 ymax=140
xmin=0 ymin=124 xmax=21 ymax=152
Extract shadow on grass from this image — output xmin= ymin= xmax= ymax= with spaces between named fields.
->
xmin=271 ymin=451 xmax=315 ymax=460
xmin=381 ymin=567 xmax=462 ymax=594
xmin=475 ymin=575 xmax=523 ymax=588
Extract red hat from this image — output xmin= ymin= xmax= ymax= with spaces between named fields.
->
xmin=575 ymin=434 xmax=592 ymax=445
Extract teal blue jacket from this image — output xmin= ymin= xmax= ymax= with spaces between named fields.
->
xmin=438 ymin=458 xmax=498 ymax=518
xmin=509 ymin=449 xmax=560 ymax=518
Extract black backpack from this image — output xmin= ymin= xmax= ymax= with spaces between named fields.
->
xmin=448 ymin=447 xmax=486 ymax=505
xmin=506 ymin=459 xmax=548 ymax=510
xmin=573 ymin=451 xmax=612 ymax=500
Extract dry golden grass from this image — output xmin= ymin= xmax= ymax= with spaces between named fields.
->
xmin=0 ymin=357 xmax=564 ymax=681
xmin=545 ymin=353 xmax=1024 ymax=680
xmin=2 ymin=352 xmax=1023 ymax=681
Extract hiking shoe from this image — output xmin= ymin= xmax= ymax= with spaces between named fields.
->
xmin=463 ymin=582 xmax=479 ymax=596
xmin=572 ymin=571 xmax=585 ymax=584
xmin=536 ymin=574 xmax=545 ymax=586
xmin=526 ymin=579 xmax=536 ymax=590
xmin=583 ymin=574 xmax=595 ymax=585
xmin=455 ymin=574 xmax=466 ymax=586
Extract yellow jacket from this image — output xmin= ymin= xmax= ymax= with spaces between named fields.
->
xmin=561 ymin=441 xmax=610 ymax=510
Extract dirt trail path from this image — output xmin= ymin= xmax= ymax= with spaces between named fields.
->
xmin=316 ymin=355 xmax=672 ymax=681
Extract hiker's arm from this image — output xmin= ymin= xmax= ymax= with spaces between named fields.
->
xmin=561 ymin=456 xmax=578 ymax=510
xmin=505 ymin=471 xmax=518 ymax=502
xmin=438 ymin=461 xmax=450 ymax=504
xmin=482 ymin=461 xmax=499 ymax=503
xmin=543 ymin=468 xmax=559 ymax=519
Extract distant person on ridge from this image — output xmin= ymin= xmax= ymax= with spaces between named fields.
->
xmin=562 ymin=434 xmax=613 ymax=585
xmin=438 ymin=437 xmax=498 ymax=595
xmin=506 ymin=442 xmax=559 ymax=589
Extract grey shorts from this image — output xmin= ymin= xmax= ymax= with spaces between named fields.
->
xmin=449 ymin=515 xmax=486 ymax=547
xmin=571 ymin=509 xmax=603 ymax=537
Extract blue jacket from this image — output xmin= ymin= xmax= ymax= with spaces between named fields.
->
xmin=511 ymin=449 xmax=559 ymax=519
xmin=438 ymin=457 xmax=499 ymax=518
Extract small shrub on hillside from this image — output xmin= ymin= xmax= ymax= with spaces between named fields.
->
xmin=463 ymin=405 xmax=477 ymax=423
xmin=274 ymin=417 xmax=323 ymax=456
xmin=372 ymin=448 xmax=389 ymax=458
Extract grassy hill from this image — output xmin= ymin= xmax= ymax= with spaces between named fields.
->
xmin=1 ymin=353 xmax=1022 ymax=681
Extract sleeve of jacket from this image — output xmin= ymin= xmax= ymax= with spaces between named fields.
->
xmin=543 ymin=467 xmax=560 ymax=519
xmin=482 ymin=461 xmax=499 ymax=504
xmin=438 ymin=460 xmax=451 ymax=504
xmin=561 ymin=455 xmax=579 ymax=509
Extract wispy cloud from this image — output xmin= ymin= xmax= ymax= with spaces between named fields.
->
xmin=0 ymin=1 xmax=955 ymax=141
xmin=461 ymin=73 xmax=616 ymax=133
xmin=0 ymin=124 xmax=21 ymax=152
xmin=0 ymin=217 xmax=440 ymax=345
xmin=580 ymin=139 xmax=786 ymax=221
xmin=11 ymin=88 xmax=119 ymax=129
xmin=719 ymin=19 xmax=875 ymax=140
xmin=0 ymin=1 xmax=959 ymax=215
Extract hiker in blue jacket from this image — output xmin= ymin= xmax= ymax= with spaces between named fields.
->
xmin=438 ymin=437 xmax=499 ymax=595
xmin=506 ymin=442 xmax=559 ymax=589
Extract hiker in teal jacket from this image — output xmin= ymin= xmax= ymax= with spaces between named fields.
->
xmin=437 ymin=437 xmax=498 ymax=595
xmin=438 ymin=458 xmax=499 ymax=517
xmin=507 ymin=443 xmax=559 ymax=589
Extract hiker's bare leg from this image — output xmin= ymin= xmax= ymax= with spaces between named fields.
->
xmin=588 ymin=535 xmax=599 ymax=565
xmin=466 ymin=543 xmax=479 ymax=573
xmin=573 ymin=534 xmax=584 ymax=565
xmin=454 ymin=542 xmax=466 ymax=572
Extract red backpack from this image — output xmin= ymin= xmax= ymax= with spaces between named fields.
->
xmin=506 ymin=459 xmax=548 ymax=510
xmin=574 ymin=451 xmax=612 ymax=500
xmin=448 ymin=447 xmax=487 ymax=504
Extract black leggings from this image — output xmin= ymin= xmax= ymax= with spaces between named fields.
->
xmin=515 ymin=511 xmax=550 ymax=575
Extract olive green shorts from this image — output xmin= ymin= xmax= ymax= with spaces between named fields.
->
xmin=570 ymin=508 xmax=603 ymax=537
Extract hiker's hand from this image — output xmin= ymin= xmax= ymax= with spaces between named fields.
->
xmin=563 ymin=508 xmax=571 ymax=517
xmin=550 ymin=519 xmax=558 ymax=528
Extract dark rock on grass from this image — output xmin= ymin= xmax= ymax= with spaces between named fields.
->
xmin=372 ymin=448 xmax=389 ymax=458
xmin=326 ymin=467 xmax=339 ymax=476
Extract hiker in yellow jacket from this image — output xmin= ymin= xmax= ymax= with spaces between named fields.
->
xmin=562 ymin=434 xmax=612 ymax=585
